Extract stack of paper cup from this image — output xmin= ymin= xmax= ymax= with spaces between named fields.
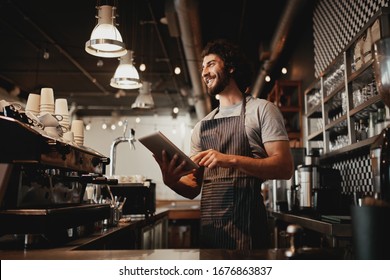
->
xmin=71 ymin=119 xmax=84 ymax=146
xmin=25 ymin=93 xmax=40 ymax=116
xmin=40 ymin=88 xmax=55 ymax=115
xmin=55 ymin=98 xmax=70 ymax=130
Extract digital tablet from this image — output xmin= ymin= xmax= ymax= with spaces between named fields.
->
xmin=138 ymin=131 xmax=199 ymax=174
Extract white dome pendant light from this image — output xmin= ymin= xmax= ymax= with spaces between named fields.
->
xmin=110 ymin=50 xmax=142 ymax=89
xmin=85 ymin=4 xmax=127 ymax=58
xmin=131 ymin=81 xmax=154 ymax=109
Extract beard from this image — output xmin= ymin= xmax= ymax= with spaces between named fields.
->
xmin=207 ymin=67 xmax=231 ymax=96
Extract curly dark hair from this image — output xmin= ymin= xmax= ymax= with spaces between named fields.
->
xmin=201 ymin=39 xmax=254 ymax=94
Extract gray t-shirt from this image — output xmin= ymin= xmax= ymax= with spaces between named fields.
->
xmin=190 ymin=95 xmax=289 ymax=159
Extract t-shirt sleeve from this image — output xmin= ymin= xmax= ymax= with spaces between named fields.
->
xmin=189 ymin=122 xmax=202 ymax=157
xmin=259 ymin=101 xmax=289 ymax=143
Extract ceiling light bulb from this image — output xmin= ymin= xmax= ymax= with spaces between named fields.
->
xmin=97 ymin=59 xmax=104 ymax=67
xmin=174 ymin=66 xmax=181 ymax=75
xmin=85 ymin=5 xmax=127 ymax=58
xmin=43 ymin=50 xmax=50 ymax=60
xmin=139 ymin=63 xmax=146 ymax=72
xmin=110 ymin=50 xmax=142 ymax=89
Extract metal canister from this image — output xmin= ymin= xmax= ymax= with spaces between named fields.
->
xmin=297 ymin=164 xmax=319 ymax=208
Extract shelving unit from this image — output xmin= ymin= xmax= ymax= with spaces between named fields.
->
xmin=304 ymin=8 xmax=390 ymax=158
xmin=267 ymin=80 xmax=302 ymax=147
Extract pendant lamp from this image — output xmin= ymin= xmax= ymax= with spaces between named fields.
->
xmin=131 ymin=81 xmax=154 ymax=109
xmin=110 ymin=50 xmax=142 ymax=89
xmin=85 ymin=5 xmax=127 ymax=58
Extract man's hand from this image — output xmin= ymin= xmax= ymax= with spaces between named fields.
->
xmin=154 ymin=150 xmax=193 ymax=186
xmin=192 ymin=149 xmax=233 ymax=169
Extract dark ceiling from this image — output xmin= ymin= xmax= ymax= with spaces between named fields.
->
xmin=0 ymin=0 xmax=314 ymax=118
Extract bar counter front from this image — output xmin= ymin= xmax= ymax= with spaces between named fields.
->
xmin=0 ymin=207 xmax=347 ymax=260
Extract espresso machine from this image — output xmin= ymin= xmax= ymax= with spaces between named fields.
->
xmin=0 ymin=115 xmax=113 ymax=247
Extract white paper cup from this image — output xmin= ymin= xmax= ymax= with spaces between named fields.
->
xmin=38 ymin=112 xmax=61 ymax=127
xmin=40 ymin=104 xmax=55 ymax=115
xmin=44 ymin=126 xmax=60 ymax=138
xmin=55 ymin=98 xmax=69 ymax=115
xmin=71 ymin=119 xmax=84 ymax=137
xmin=25 ymin=93 xmax=41 ymax=114
xmin=40 ymin=88 xmax=54 ymax=106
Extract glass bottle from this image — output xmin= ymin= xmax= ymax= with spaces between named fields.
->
xmin=359 ymin=119 xmax=368 ymax=141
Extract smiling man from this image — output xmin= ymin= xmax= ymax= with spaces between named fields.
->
xmin=155 ymin=39 xmax=293 ymax=250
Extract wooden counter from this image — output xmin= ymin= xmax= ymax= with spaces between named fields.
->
xmin=0 ymin=245 xmax=344 ymax=260
xmin=0 ymin=247 xmax=284 ymax=260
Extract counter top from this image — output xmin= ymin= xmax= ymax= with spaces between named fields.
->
xmin=269 ymin=210 xmax=352 ymax=237
xmin=0 ymin=247 xmax=277 ymax=260
xmin=0 ymin=246 xmax=344 ymax=260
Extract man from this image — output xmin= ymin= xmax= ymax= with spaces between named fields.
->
xmin=155 ymin=39 xmax=293 ymax=249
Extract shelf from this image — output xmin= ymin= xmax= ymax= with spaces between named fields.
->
xmin=323 ymin=82 xmax=345 ymax=103
xmin=267 ymin=80 xmax=302 ymax=147
xmin=325 ymin=115 xmax=348 ymax=131
xmin=306 ymin=103 xmax=322 ymax=118
xmin=349 ymin=94 xmax=383 ymax=118
xmin=307 ymin=130 xmax=323 ymax=141
xmin=304 ymin=8 xmax=390 ymax=158
xmin=320 ymin=136 xmax=377 ymax=161
xmin=348 ymin=59 xmax=374 ymax=82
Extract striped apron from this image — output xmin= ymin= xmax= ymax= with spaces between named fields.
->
xmin=199 ymin=97 xmax=268 ymax=249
